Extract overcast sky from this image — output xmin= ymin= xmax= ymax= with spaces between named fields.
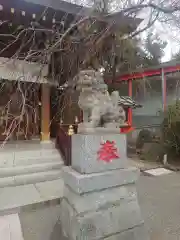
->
xmin=138 ymin=7 xmax=180 ymax=62
xmin=140 ymin=25 xmax=180 ymax=62
xmin=160 ymin=29 xmax=180 ymax=62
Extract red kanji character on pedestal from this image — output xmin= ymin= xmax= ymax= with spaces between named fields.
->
xmin=97 ymin=140 xmax=119 ymax=163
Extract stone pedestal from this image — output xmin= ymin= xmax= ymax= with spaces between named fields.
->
xmin=60 ymin=134 xmax=149 ymax=240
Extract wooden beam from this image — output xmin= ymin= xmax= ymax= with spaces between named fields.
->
xmin=41 ymin=83 xmax=50 ymax=142
xmin=0 ymin=57 xmax=49 ymax=83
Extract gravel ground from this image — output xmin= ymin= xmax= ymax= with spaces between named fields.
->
xmin=138 ymin=172 xmax=180 ymax=240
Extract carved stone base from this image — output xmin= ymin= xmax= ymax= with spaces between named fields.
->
xmin=71 ymin=134 xmax=128 ymax=174
xmin=59 ymin=134 xmax=149 ymax=240
xmin=60 ymin=167 xmax=148 ymax=240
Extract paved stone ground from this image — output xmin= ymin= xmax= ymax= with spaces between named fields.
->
xmin=0 ymin=179 xmax=64 ymax=213
xmin=138 ymin=172 xmax=180 ymax=240
xmin=20 ymin=205 xmax=62 ymax=240
xmin=17 ymin=171 xmax=180 ymax=240
xmin=0 ymin=214 xmax=24 ymax=240
xmin=128 ymin=158 xmax=163 ymax=171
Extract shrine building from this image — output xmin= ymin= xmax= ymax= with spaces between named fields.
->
xmin=0 ymin=0 xmax=141 ymax=145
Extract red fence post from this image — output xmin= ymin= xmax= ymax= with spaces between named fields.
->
xmin=161 ymin=68 xmax=167 ymax=111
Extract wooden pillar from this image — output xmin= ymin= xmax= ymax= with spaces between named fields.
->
xmin=41 ymin=83 xmax=50 ymax=142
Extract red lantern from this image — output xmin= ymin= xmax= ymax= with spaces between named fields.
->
xmin=97 ymin=140 xmax=119 ymax=162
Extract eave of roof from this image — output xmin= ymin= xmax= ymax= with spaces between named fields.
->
xmin=23 ymin=0 xmax=142 ymax=31
xmin=23 ymin=0 xmax=91 ymax=16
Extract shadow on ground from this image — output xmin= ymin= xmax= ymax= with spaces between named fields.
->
xmin=20 ymin=204 xmax=63 ymax=240
xmin=50 ymin=220 xmax=68 ymax=240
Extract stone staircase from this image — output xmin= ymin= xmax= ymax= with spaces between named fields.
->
xmin=0 ymin=141 xmax=64 ymax=188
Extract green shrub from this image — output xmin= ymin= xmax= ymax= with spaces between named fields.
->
xmin=139 ymin=142 xmax=164 ymax=161
xmin=136 ymin=129 xmax=153 ymax=149
xmin=161 ymin=100 xmax=180 ymax=158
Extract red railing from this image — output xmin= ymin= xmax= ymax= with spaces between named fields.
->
xmin=56 ymin=124 xmax=78 ymax=166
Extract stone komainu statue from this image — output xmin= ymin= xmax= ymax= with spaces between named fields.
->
xmin=74 ymin=69 xmax=126 ymax=132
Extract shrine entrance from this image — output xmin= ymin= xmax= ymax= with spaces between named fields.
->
xmin=50 ymin=86 xmax=81 ymax=139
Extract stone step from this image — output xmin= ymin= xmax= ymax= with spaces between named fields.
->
xmin=12 ymin=154 xmax=62 ymax=167
xmin=0 ymin=150 xmax=63 ymax=168
xmin=0 ymin=148 xmax=60 ymax=160
xmin=0 ymin=161 xmax=63 ymax=178
xmin=0 ymin=179 xmax=64 ymax=215
xmin=0 ymin=141 xmax=56 ymax=151
xmin=0 ymin=170 xmax=63 ymax=188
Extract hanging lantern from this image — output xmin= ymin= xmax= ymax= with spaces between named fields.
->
xmin=68 ymin=125 xmax=74 ymax=136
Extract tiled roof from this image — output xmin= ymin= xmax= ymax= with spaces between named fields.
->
xmin=118 ymin=96 xmax=142 ymax=108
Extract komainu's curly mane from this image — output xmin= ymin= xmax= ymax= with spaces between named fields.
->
xmin=74 ymin=69 xmax=126 ymax=131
